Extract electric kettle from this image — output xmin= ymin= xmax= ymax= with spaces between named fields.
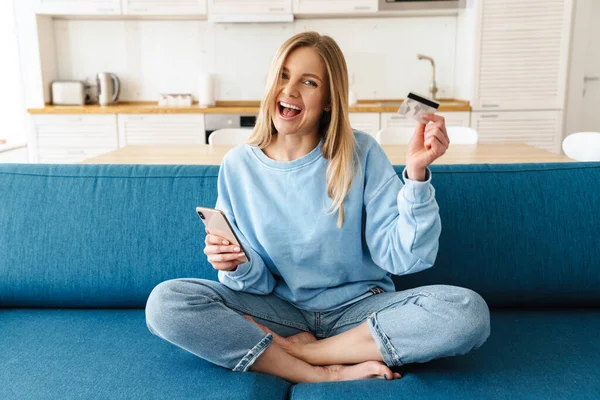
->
xmin=97 ymin=72 xmax=120 ymax=106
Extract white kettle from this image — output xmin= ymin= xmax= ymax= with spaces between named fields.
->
xmin=97 ymin=72 xmax=120 ymax=106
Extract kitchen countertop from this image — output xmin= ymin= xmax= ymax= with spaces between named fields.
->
xmin=27 ymin=99 xmax=471 ymax=114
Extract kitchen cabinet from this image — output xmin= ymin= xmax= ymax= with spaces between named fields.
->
xmin=117 ymin=114 xmax=206 ymax=146
xmin=0 ymin=147 xmax=29 ymax=163
xmin=380 ymin=112 xmax=471 ymax=137
xmin=349 ymin=113 xmax=380 ymax=137
xmin=208 ymin=0 xmax=293 ymax=22
xmin=37 ymin=0 xmax=121 ymax=15
xmin=471 ymin=110 xmax=562 ymax=153
xmin=473 ymin=0 xmax=573 ymax=111
xmin=30 ymin=115 xmax=119 ymax=163
xmin=122 ymin=0 xmax=207 ymax=15
xmin=293 ymin=0 xmax=376 ymax=15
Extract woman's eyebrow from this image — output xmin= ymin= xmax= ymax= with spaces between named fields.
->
xmin=282 ymin=67 xmax=323 ymax=83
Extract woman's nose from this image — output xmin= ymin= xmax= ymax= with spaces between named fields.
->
xmin=282 ymin=81 xmax=299 ymax=97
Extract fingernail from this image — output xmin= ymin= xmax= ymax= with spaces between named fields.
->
xmin=384 ymin=374 xmax=388 ymax=380
xmin=238 ymin=253 xmax=246 ymax=258
xmin=234 ymin=246 xmax=240 ymax=252
xmin=222 ymin=240 xmax=229 ymax=245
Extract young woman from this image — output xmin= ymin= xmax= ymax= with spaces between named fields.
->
xmin=146 ymin=31 xmax=490 ymax=383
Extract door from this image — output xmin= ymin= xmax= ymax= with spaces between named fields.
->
xmin=582 ymin=1 xmax=600 ymax=132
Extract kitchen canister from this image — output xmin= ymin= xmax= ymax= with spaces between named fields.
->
xmin=198 ymin=73 xmax=215 ymax=107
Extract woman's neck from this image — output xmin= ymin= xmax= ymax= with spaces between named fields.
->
xmin=264 ymin=133 xmax=321 ymax=162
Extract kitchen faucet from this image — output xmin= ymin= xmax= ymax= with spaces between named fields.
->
xmin=417 ymin=54 xmax=438 ymax=100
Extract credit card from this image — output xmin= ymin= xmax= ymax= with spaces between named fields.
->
xmin=398 ymin=92 xmax=439 ymax=124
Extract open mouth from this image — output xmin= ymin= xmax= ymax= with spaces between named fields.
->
xmin=278 ymin=101 xmax=303 ymax=119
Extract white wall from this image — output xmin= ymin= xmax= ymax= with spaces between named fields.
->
xmin=50 ymin=16 xmax=458 ymax=102
xmin=0 ymin=0 xmax=27 ymax=142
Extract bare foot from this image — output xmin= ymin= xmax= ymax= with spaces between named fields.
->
xmin=320 ymin=360 xmax=402 ymax=382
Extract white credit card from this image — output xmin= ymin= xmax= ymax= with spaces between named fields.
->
xmin=398 ymin=92 xmax=439 ymax=124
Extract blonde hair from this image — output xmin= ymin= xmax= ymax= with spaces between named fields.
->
xmin=247 ymin=31 xmax=358 ymax=228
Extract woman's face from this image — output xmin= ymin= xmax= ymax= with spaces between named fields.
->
xmin=273 ymin=46 xmax=329 ymax=137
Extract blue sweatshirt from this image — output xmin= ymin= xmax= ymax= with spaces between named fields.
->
xmin=215 ymin=131 xmax=441 ymax=312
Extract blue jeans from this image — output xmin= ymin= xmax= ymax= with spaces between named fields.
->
xmin=145 ymin=279 xmax=490 ymax=372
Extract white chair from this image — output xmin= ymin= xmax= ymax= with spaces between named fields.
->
xmin=208 ymin=128 xmax=253 ymax=145
xmin=562 ymin=132 xmax=600 ymax=161
xmin=375 ymin=128 xmax=413 ymax=145
xmin=446 ymin=126 xmax=479 ymax=144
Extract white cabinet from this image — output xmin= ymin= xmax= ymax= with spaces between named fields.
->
xmin=473 ymin=0 xmax=573 ymax=110
xmin=471 ymin=110 xmax=562 ymax=153
xmin=380 ymin=111 xmax=471 ymax=137
xmin=0 ymin=147 xmax=29 ymax=163
xmin=122 ymin=0 xmax=207 ymax=15
xmin=208 ymin=0 xmax=293 ymax=22
xmin=118 ymin=114 xmax=206 ymax=146
xmin=349 ymin=113 xmax=379 ymax=137
xmin=37 ymin=0 xmax=121 ymax=15
xmin=30 ymin=115 xmax=119 ymax=163
xmin=293 ymin=0 xmax=376 ymax=15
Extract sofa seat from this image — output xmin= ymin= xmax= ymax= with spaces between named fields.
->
xmin=2 ymin=308 xmax=599 ymax=400
xmin=0 ymin=309 xmax=291 ymax=400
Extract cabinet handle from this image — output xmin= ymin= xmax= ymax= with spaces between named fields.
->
xmin=389 ymin=116 xmax=405 ymax=120
xmin=132 ymin=8 xmax=148 ymax=12
xmin=67 ymin=150 xmax=85 ymax=155
xmin=353 ymin=6 xmax=372 ymax=10
xmin=584 ymin=76 xmax=599 ymax=83
xmin=480 ymin=114 xmax=498 ymax=119
xmin=68 ymin=117 xmax=83 ymax=123
xmin=481 ymin=104 xmax=499 ymax=108
xmin=268 ymin=7 xmax=284 ymax=11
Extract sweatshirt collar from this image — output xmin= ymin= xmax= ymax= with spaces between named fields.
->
xmin=250 ymin=137 xmax=324 ymax=170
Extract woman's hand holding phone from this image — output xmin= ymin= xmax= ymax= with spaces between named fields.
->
xmin=204 ymin=228 xmax=248 ymax=272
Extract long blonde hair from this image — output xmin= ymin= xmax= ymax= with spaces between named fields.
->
xmin=247 ymin=31 xmax=358 ymax=228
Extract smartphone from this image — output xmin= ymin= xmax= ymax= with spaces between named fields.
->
xmin=196 ymin=207 xmax=249 ymax=263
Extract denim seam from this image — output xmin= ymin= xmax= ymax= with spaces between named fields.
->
xmin=232 ymin=333 xmax=273 ymax=372
xmin=330 ymin=291 xmax=432 ymax=331
xmin=225 ymin=303 xmax=309 ymax=331
xmin=368 ymin=312 xmax=403 ymax=367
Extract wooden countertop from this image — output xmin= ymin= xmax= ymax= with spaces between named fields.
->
xmin=28 ymin=99 xmax=471 ymax=114
xmin=81 ymin=143 xmax=573 ymax=165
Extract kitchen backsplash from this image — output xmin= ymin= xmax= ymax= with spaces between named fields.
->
xmin=53 ymin=16 xmax=458 ymax=102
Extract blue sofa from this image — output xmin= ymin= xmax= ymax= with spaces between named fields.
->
xmin=1 ymin=162 xmax=600 ymax=400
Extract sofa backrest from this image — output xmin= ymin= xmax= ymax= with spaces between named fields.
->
xmin=1 ymin=162 xmax=599 ymax=308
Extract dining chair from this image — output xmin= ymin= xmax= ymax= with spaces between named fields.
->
xmin=446 ymin=126 xmax=479 ymax=144
xmin=375 ymin=128 xmax=413 ymax=145
xmin=562 ymin=132 xmax=600 ymax=161
xmin=208 ymin=128 xmax=253 ymax=145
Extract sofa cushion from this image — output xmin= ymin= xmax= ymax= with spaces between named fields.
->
xmin=2 ymin=309 xmax=598 ymax=399
xmin=1 ymin=162 xmax=599 ymax=308
xmin=0 ymin=309 xmax=291 ymax=400
xmin=290 ymin=308 xmax=600 ymax=400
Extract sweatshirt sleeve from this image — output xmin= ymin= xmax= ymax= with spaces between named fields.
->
xmin=213 ymin=157 xmax=277 ymax=295
xmin=362 ymin=140 xmax=441 ymax=276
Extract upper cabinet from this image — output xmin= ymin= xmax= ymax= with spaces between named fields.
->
xmin=37 ymin=0 xmax=208 ymax=16
xmin=473 ymin=0 xmax=573 ymax=110
xmin=208 ymin=0 xmax=293 ymax=22
xmin=37 ymin=0 xmax=122 ymax=15
xmin=293 ymin=0 xmax=377 ymax=16
xmin=122 ymin=0 xmax=207 ymax=15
